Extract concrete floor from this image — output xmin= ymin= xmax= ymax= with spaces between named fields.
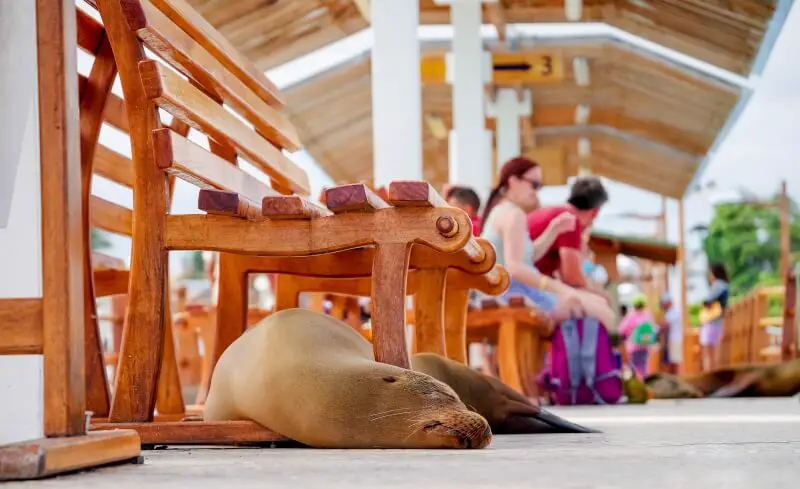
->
xmin=9 ymin=398 xmax=800 ymax=488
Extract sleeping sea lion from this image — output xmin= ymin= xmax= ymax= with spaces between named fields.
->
xmin=410 ymin=352 xmax=598 ymax=434
xmin=204 ymin=309 xmax=492 ymax=449
xmin=646 ymin=358 xmax=800 ymax=399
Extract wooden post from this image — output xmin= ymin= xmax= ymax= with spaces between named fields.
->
xmin=779 ymin=180 xmax=790 ymax=281
xmin=660 ymin=196 xmax=669 ymax=294
xmin=678 ymin=198 xmax=690 ymax=374
xmin=37 ymin=0 xmax=86 ymax=437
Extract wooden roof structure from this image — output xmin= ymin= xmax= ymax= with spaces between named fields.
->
xmin=589 ymin=231 xmax=678 ymax=265
xmin=186 ymin=0 xmax=781 ymax=76
xmin=183 ymin=0 xmax=789 ymax=196
xmin=281 ymin=36 xmax=743 ymax=197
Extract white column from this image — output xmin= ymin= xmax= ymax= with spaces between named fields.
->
xmin=447 ymin=0 xmax=492 ymax=203
xmin=487 ymin=88 xmax=531 ymax=168
xmin=371 ymin=0 xmax=423 ymax=186
xmin=0 ymin=0 xmax=44 ymax=444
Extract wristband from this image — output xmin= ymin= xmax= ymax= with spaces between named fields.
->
xmin=537 ymin=275 xmax=549 ymax=290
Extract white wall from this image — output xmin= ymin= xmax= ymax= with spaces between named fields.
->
xmin=0 ymin=0 xmax=44 ymax=445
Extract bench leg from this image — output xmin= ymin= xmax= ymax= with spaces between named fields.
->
xmin=201 ymin=253 xmax=249 ymax=405
xmin=155 ymin=287 xmax=185 ymax=416
xmin=109 ymin=249 xmax=167 ymax=422
xmin=371 ymin=242 xmax=412 ymax=369
xmin=414 ymin=269 xmax=447 ymax=356
xmin=444 ymin=288 xmax=469 ymax=363
xmin=497 ymin=319 xmax=525 ymax=394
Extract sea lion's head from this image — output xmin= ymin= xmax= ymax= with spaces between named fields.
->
xmin=644 ymin=373 xmax=704 ymax=399
xmin=361 ymin=369 xmax=492 ymax=449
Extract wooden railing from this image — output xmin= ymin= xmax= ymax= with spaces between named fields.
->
xmin=682 ymin=266 xmax=798 ymax=375
xmin=718 ymin=285 xmax=783 ymax=367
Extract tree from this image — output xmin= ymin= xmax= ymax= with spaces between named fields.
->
xmin=702 ymin=191 xmax=800 ymax=298
xmin=90 ymin=228 xmax=111 ymax=250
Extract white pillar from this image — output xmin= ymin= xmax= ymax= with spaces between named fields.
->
xmin=371 ymin=0 xmax=423 ymax=186
xmin=0 ymin=0 xmax=44 ymax=444
xmin=487 ymin=88 xmax=531 ymax=168
xmin=447 ymin=0 xmax=492 ymax=203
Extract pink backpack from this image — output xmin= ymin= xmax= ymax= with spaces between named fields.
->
xmin=537 ymin=317 xmax=623 ymax=405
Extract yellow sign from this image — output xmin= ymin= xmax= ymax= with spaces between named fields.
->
xmin=491 ymin=53 xmax=564 ymax=84
xmin=420 ymin=52 xmax=564 ymax=85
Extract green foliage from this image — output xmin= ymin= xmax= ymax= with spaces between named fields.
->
xmin=702 ymin=193 xmax=800 ymax=297
xmin=90 ymin=228 xmax=111 ymax=250
xmin=184 ymin=251 xmax=207 ymax=279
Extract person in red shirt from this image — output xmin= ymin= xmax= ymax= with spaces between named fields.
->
xmin=527 ymin=177 xmax=609 ymax=279
xmin=444 ymin=185 xmax=483 ymax=236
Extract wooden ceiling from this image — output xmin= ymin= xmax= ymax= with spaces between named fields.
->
xmin=186 ymin=0 xmax=779 ymax=75
xmin=281 ymin=37 xmax=741 ymax=198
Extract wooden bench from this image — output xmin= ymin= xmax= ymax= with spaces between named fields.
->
xmin=88 ymin=0 xmax=492 ymax=444
xmin=466 ymin=297 xmax=554 ymax=397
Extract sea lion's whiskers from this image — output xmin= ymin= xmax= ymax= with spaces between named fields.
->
xmin=367 ymin=407 xmax=418 ymax=419
xmin=368 ymin=409 xmax=421 ymax=421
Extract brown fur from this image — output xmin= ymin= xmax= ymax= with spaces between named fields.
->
xmin=204 ymin=309 xmax=491 ymax=449
xmin=410 ymin=353 xmax=598 ymax=434
xmin=646 ymin=358 xmax=800 ymax=399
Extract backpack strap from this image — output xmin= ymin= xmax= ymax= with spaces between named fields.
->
xmin=580 ymin=318 xmax=621 ymax=405
xmin=561 ymin=319 xmax=582 ymax=405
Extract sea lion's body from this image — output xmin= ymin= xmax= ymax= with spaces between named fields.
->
xmin=204 ymin=309 xmax=491 ymax=449
xmin=646 ymin=358 xmax=800 ymax=399
xmin=410 ymin=353 xmax=597 ymax=434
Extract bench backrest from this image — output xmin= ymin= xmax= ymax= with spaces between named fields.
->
xmin=94 ymin=0 xmax=310 ymax=217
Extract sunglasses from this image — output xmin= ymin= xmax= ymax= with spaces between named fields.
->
xmin=519 ymin=178 xmax=543 ymax=190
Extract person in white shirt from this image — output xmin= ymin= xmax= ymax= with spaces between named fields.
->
xmin=659 ymin=293 xmax=683 ymax=373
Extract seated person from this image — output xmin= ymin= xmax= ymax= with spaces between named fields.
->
xmin=444 ymin=185 xmax=482 ymax=236
xmin=619 ymin=294 xmax=658 ymax=377
xmin=527 ymin=177 xmax=609 ymax=291
xmin=479 ymin=156 xmax=615 ymax=327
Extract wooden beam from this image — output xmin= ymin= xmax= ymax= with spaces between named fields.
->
xmin=353 ymin=0 xmax=370 ymax=23
xmin=485 ymin=1 xmax=507 ymax=42
xmin=37 ymin=0 xmax=87 ymax=437
xmin=678 ymin=197 xmax=690 ymax=374
xmin=0 ymin=299 xmax=43 ymax=355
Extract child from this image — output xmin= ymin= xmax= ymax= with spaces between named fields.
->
xmin=445 ymin=185 xmax=482 ymax=236
xmin=619 ymin=294 xmax=658 ymax=377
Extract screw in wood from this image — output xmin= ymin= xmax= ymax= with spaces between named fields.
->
xmin=436 ymin=216 xmax=458 ymax=237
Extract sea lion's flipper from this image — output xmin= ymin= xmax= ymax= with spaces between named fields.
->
xmin=531 ymin=408 xmax=601 ymax=434
xmin=495 ymin=408 xmax=600 ymax=434
xmin=708 ymin=370 xmax=763 ymax=398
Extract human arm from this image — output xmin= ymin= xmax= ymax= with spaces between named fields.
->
xmin=703 ymin=280 xmax=728 ymax=306
xmin=530 ymin=212 xmax=578 ymax=262
xmin=498 ymin=208 xmax=581 ymax=300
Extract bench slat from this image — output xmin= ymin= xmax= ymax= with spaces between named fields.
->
xmin=90 ymin=196 xmax=133 ymax=236
xmin=198 ymin=189 xmax=262 ymax=220
xmin=77 ymin=8 xmax=104 ymax=54
xmin=147 ymin=0 xmax=284 ymax=108
xmin=94 ymin=144 xmax=133 ymax=187
xmin=139 ymin=60 xmax=310 ymax=195
xmin=153 ymin=128 xmax=277 ymax=205
xmin=388 ymin=181 xmax=448 ymax=208
xmin=325 ymin=183 xmax=391 ymax=213
xmin=128 ymin=1 xmax=300 ymax=151
xmin=262 ymin=195 xmax=333 ymax=220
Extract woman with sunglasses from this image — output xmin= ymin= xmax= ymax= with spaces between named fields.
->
xmin=480 ymin=156 xmax=616 ymax=326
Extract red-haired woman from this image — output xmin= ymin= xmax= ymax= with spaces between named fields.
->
xmin=480 ymin=157 xmax=616 ymax=327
